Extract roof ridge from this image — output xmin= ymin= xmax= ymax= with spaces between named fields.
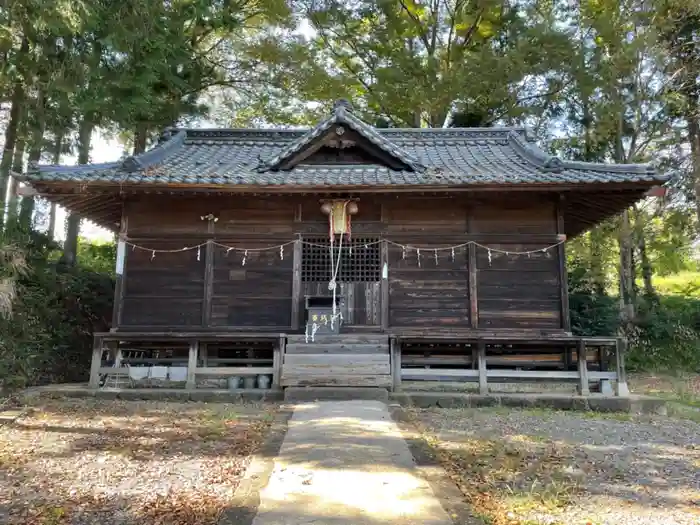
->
xmin=121 ymin=129 xmax=187 ymax=172
xmin=257 ymin=102 xmax=426 ymax=172
xmin=507 ymin=131 xmax=656 ymax=174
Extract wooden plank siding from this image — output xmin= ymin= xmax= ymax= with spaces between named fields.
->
xmin=121 ymin=239 xmax=206 ymax=326
xmin=210 ymin=242 xmax=294 ymax=328
xmin=116 ymin=194 xmax=568 ymax=333
xmin=472 ymin=200 xmax=562 ymax=330
xmin=387 ymin=242 xmax=470 ymax=327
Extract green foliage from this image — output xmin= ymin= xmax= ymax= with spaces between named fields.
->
xmin=569 ymin=257 xmax=700 ymax=372
xmin=0 ymin=231 xmax=113 ymax=391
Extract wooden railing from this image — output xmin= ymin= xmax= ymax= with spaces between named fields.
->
xmin=390 ymin=335 xmax=629 ymax=397
xmin=90 ymin=331 xmax=285 ymax=390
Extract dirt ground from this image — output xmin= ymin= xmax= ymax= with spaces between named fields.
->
xmin=410 ymin=373 xmax=700 ymax=525
xmin=0 ymin=398 xmax=277 ymax=525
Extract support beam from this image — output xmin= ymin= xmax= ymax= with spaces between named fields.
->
xmin=557 ymin=195 xmax=571 ymax=332
xmin=88 ymin=336 xmax=104 ymax=389
xmin=186 ymin=340 xmax=199 ymax=390
xmin=468 ymin=243 xmax=478 ymax=328
xmin=391 ymin=337 xmax=402 ymax=392
xmin=291 ymin=239 xmax=302 ymax=329
xmin=381 ymin=239 xmax=389 ymax=330
xmin=202 ymin=239 xmax=214 ymax=326
xmin=111 ymin=211 xmax=127 ymax=330
xmin=478 ymin=341 xmax=488 ymax=394
xmin=615 ymin=338 xmax=630 ymax=396
xmin=577 ymin=339 xmax=590 ymax=395
xmin=272 ymin=336 xmax=283 ymax=389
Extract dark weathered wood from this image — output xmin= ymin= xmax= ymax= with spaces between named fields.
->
xmin=390 ymin=337 xmax=401 ymax=391
xmin=202 ymin=239 xmax=215 ymax=326
xmin=557 ymin=195 xmax=571 ymax=331
xmin=468 ymin=243 xmax=478 ymax=329
xmin=381 ymin=238 xmax=389 ymax=330
xmin=291 ymin=239 xmax=302 ymax=329
xmin=285 ymin=342 xmax=388 ymax=353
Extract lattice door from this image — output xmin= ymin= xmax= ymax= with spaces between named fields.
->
xmin=301 ymin=236 xmax=382 ymax=326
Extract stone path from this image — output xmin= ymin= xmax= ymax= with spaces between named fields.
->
xmin=251 ymin=400 xmax=454 ymax=525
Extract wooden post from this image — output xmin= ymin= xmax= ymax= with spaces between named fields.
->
xmin=110 ymin=212 xmax=128 ymax=331
xmin=615 ymin=338 xmax=630 ymax=396
xmin=556 ymin=195 xmax=571 ymax=332
xmin=272 ymin=335 xmax=284 ymax=389
xmin=88 ymin=336 xmax=104 ymax=389
xmin=478 ymin=341 xmax=488 ymax=394
xmin=468 ymin=243 xmax=478 ymax=328
xmin=391 ymin=337 xmax=402 ymax=392
xmin=186 ymin=340 xmax=199 ymax=390
xmin=291 ymin=238 xmax=302 ymax=329
xmin=381 ymin=239 xmax=389 ymax=330
xmin=202 ymin=239 xmax=215 ymax=326
xmin=200 ymin=344 xmax=208 ymax=366
xmin=577 ymin=339 xmax=590 ymax=395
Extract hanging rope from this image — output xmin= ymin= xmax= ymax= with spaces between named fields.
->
xmin=122 ymin=238 xmax=565 ymax=260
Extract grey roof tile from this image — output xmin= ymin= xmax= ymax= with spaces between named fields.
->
xmin=22 ymin=111 xmax=668 ymax=188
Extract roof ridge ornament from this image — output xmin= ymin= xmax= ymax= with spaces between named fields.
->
xmin=333 ymin=99 xmax=353 ymax=112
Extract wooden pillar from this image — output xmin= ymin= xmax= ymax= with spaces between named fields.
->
xmin=556 ymin=195 xmax=571 ymax=332
xmin=111 ymin=211 xmax=127 ymax=331
xmin=577 ymin=339 xmax=590 ymax=395
xmin=291 ymin=238 xmax=302 ymax=329
xmin=477 ymin=341 xmax=488 ymax=394
xmin=200 ymin=344 xmax=208 ymax=366
xmin=391 ymin=337 xmax=402 ymax=392
xmin=381 ymin=239 xmax=389 ymax=330
xmin=186 ymin=340 xmax=199 ymax=390
xmin=202 ymin=239 xmax=215 ymax=326
xmin=468 ymin=243 xmax=478 ymax=328
xmin=272 ymin=335 xmax=284 ymax=389
xmin=88 ymin=336 xmax=104 ymax=389
xmin=615 ymin=338 xmax=630 ymax=396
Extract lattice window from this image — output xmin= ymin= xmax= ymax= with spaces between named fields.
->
xmin=302 ymin=236 xmax=381 ymax=282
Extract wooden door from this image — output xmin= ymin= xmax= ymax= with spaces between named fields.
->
xmin=300 ymin=236 xmax=382 ymax=328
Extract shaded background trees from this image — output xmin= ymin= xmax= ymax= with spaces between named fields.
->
xmin=1 ymin=0 xmax=700 ymax=388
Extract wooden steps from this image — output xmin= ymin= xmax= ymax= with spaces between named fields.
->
xmin=281 ymin=334 xmax=390 ymax=387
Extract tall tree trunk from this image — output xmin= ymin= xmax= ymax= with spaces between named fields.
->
xmin=589 ymin=227 xmax=606 ymax=294
xmin=615 ymin=110 xmax=635 ymax=329
xmin=7 ymin=137 xmax=26 ymax=223
xmin=0 ymin=63 xmax=26 ymax=229
xmin=688 ymin=99 xmax=700 ymax=230
xmin=46 ymin=134 xmax=62 ymax=241
xmin=133 ymin=122 xmax=148 ymax=155
xmin=19 ymin=86 xmax=48 ymax=229
xmin=59 ymin=116 xmax=93 ymax=266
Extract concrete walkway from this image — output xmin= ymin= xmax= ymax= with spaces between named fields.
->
xmin=251 ymin=401 xmax=454 ymax=525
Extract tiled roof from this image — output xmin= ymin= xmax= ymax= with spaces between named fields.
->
xmin=22 ymin=105 xmax=667 ymax=189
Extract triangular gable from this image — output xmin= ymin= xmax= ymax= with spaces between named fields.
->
xmin=258 ymin=100 xmax=426 ymax=172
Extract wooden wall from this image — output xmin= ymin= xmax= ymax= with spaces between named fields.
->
xmin=118 ymin=193 xmax=565 ymax=332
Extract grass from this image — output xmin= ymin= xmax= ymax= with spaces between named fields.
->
xmin=653 ymin=271 xmax=700 ymax=297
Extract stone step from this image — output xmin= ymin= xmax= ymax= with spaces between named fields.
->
xmin=284 ymin=387 xmax=389 ymax=403
xmin=285 ymin=343 xmax=389 ymax=354
xmin=286 ymin=334 xmax=389 ymax=345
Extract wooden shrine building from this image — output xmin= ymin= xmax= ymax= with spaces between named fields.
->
xmin=20 ymin=100 xmax=668 ymax=396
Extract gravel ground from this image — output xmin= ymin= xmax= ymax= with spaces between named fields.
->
xmin=413 ymin=407 xmax=700 ymax=525
xmin=0 ymin=398 xmax=276 ymax=525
